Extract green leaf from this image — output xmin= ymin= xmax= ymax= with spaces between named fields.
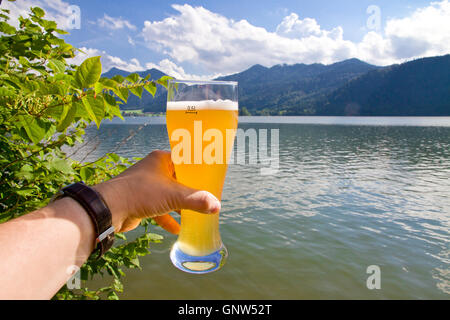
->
xmin=18 ymin=115 xmax=49 ymax=144
xmin=82 ymin=94 xmax=105 ymax=128
xmin=41 ymin=19 xmax=57 ymax=31
xmin=144 ymin=82 xmax=156 ymax=97
xmin=129 ymin=85 xmax=143 ymax=98
xmin=56 ymin=102 xmax=77 ymax=132
xmin=129 ymin=257 xmax=140 ymax=268
xmin=15 ymin=164 xmax=34 ymax=180
xmin=0 ymin=87 xmax=16 ymax=97
xmin=20 ymin=80 xmax=40 ymax=94
xmin=37 ymin=82 xmax=67 ymax=96
xmin=106 ymin=264 xmax=122 ymax=278
xmin=126 ymin=73 xmax=139 ymax=83
xmin=74 ymin=56 xmax=102 ymax=89
xmin=31 ymin=7 xmax=45 ymax=18
xmin=15 ymin=188 xmax=36 ymax=197
xmin=156 ymin=76 xmax=173 ymax=89
xmin=19 ymin=56 xmax=30 ymax=67
xmin=107 ymin=153 xmax=120 ymax=162
xmin=145 ymin=233 xmax=163 ymax=241
xmin=111 ymin=75 xmax=125 ymax=83
xmin=103 ymin=93 xmax=123 ymax=119
xmin=115 ymin=233 xmax=126 ymax=241
xmin=107 ymin=291 xmax=119 ymax=300
xmin=113 ymin=278 xmax=124 ymax=292
xmin=50 ymin=102 xmax=68 ymax=122
xmin=115 ymin=87 xmax=129 ymax=103
xmin=0 ymin=212 xmax=14 ymax=224
xmin=135 ymin=247 xmax=150 ymax=255
xmin=73 ymin=100 xmax=89 ymax=119
xmin=110 ymin=105 xmax=123 ymax=120
xmin=53 ymin=73 xmax=73 ymax=83
xmin=48 ymin=158 xmax=74 ymax=174
xmin=103 ymin=93 xmax=117 ymax=107
xmin=48 ymin=59 xmax=65 ymax=74
xmin=0 ymin=21 xmax=16 ymax=34
xmin=80 ymin=167 xmax=95 ymax=181
xmin=54 ymin=28 xmax=69 ymax=35
xmin=99 ymin=78 xmax=118 ymax=90
xmin=3 ymin=78 xmax=21 ymax=90
xmin=94 ymin=82 xmax=104 ymax=94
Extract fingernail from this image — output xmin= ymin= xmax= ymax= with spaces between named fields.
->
xmin=209 ymin=202 xmax=221 ymax=213
xmin=207 ymin=194 xmax=221 ymax=213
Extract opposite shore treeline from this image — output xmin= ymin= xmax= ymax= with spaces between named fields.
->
xmin=105 ymin=54 xmax=450 ymax=117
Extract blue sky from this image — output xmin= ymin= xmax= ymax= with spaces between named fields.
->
xmin=5 ymin=0 xmax=450 ymax=78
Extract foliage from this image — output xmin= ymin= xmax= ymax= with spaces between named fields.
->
xmin=239 ymin=106 xmax=251 ymax=116
xmin=217 ymin=59 xmax=379 ymax=116
xmin=0 ymin=2 xmax=170 ymax=299
xmin=102 ymin=67 xmax=169 ymax=112
xmin=218 ymin=55 xmax=450 ymax=116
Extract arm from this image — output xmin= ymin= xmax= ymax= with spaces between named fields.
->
xmin=0 ymin=150 xmax=220 ymax=299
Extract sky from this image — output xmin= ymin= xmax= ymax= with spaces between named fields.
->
xmin=3 ymin=0 xmax=450 ymax=79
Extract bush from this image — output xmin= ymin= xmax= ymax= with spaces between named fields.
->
xmin=0 ymin=3 xmax=170 ymax=299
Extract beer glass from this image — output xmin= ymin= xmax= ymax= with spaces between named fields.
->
xmin=166 ymin=80 xmax=238 ymax=274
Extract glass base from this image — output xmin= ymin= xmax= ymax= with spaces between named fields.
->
xmin=170 ymin=242 xmax=228 ymax=274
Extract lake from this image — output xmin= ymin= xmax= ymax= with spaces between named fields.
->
xmin=77 ymin=116 xmax=450 ymax=299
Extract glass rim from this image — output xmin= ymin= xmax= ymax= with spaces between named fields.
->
xmin=168 ymin=79 xmax=238 ymax=86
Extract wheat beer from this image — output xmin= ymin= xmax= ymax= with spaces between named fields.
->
xmin=167 ymin=80 xmax=238 ymax=273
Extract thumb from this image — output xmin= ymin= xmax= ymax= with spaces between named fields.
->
xmin=172 ymin=182 xmax=221 ymax=214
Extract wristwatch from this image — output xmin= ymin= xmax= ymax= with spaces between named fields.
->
xmin=51 ymin=182 xmax=115 ymax=259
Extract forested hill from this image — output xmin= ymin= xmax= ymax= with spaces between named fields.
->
xmin=104 ymin=55 xmax=450 ymax=116
xmin=313 ymin=55 xmax=450 ymax=116
xmin=217 ymin=58 xmax=380 ymax=115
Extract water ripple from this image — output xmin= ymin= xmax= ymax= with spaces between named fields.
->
xmin=76 ymin=119 xmax=450 ymax=299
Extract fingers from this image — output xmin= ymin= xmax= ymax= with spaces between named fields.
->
xmin=173 ymin=183 xmax=221 ymax=214
xmin=153 ymin=214 xmax=180 ymax=235
xmin=144 ymin=150 xmax=221 ymax=214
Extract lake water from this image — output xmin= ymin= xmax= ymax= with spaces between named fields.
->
xmin=78 ymin=116 xmax=450 ymax=299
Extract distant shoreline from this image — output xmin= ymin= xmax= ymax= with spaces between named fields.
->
xmin=122 ymin=112 xmax=450 ymax=118
xmin=104 ymin=115 xmax=450 ymax=128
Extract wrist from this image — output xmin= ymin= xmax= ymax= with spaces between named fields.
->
xmin=92 ymin=179 xmax=128 ymax=233
xmin=48 ymin=197 xmax=97 ymax=255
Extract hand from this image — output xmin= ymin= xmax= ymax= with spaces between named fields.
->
xmin=93 ymin=150 xmax=221 ymax=233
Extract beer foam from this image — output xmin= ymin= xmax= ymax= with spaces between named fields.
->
xmin=167 ymin=99 xmax=238 ymax=111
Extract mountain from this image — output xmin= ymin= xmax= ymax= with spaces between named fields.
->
xmin=217 ymin=58 xmax=380 ymax=115
xmin=102 ymin=67 xmax=167 ymax=80
xmin=313 ymin=55 xmax=450 ymax=116
xmin=103 ymin=55 xmax=450 ymax=116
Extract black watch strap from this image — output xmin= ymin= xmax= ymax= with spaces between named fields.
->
xmin=53 ymin=182 xmax=115 ymax=259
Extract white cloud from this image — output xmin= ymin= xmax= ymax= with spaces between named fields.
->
xmin=384 ymin=0 xmax=450 ymax=59
xmin=140 ymin=4 xmax=356 ymax=74
xmin=354 ymin=0 xmax=450 ymax=65
xmin=276 ymin=13 xmax=341 ymax=39
xmin=127 ymin=35 xmax=135 ymax=46
xmin=97 ymin=14 xmax=136 ymax=30
xmin=145 ymin=59 xmax=222 ymax=80
xmin=68 ymin=47 xmax=144 ymax=73
xmin=141 ymin=1 xmax=450 ymax=75
xmin=4 ymin=0 xmax=450 ymax=78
